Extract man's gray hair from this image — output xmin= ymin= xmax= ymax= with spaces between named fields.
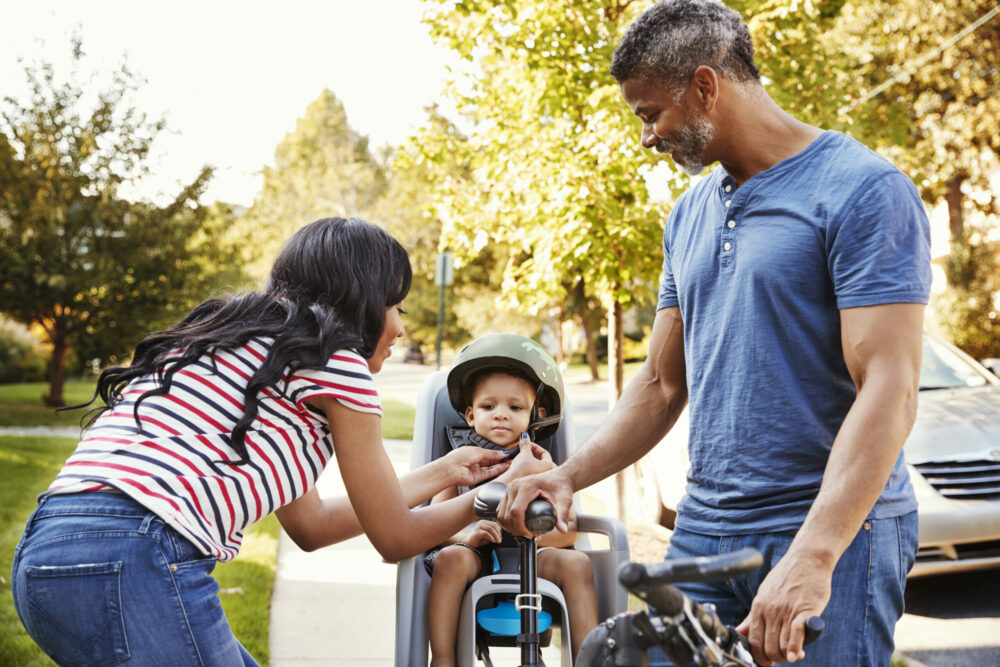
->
xmin=611 ymin=0 xmax=760 ymax=90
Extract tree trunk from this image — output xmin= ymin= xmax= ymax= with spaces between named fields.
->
xmin=608 ymin=297 xmax=627 ymax=524
xmin=945 ymin=174 xmax=965 ymax=243
xmin=580 ymin=314 xmax=600 ymax=382
xmin=45 ymin=331 xmax=68 ymax=407
xmin=607 ymin=298 xmax=624 ymax=406
xmin=555 ymin=303 xmax=565 ymax=365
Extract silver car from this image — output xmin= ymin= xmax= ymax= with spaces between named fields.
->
xmin=632 ymin=332 xmax=1000 ymax=578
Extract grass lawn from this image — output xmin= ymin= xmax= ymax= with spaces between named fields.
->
xmin=0 ymin=380 xmax=103 ymax=429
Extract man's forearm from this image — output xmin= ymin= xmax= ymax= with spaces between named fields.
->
xmin=790 ymin=376 xmax=918 ymax=566
xmin=565 ymin=368 xmax=687 ymax=492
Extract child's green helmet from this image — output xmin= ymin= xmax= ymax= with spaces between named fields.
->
xmin=447 ymin=333 xmax=565 ymax=440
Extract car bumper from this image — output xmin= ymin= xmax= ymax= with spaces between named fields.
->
xmin=910 ymin=470 xmax=1000 ymax=578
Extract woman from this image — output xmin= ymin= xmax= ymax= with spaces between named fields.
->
xmin=11 ymin=217 xmax=550 ymax=666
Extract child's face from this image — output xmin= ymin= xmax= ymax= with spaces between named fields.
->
xmin=465 ymin=373 xmax=541 ymax=448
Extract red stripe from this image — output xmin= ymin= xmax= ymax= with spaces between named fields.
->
xmin=212 ymin=477 xmax=239 ymax=546
xmin=175 ymin=476 xmax=217 ymax=541
xmin=214 ymin=354 xmax=251 ymax=381
xmin=167 ymin=394 xmax=227 ymax=432
xmin=243 ymin=343 xmax=266 ymax=362
xmin=195 ymin=434 xmax=262 ymax=520
xmin=296 ymin=377 xmax=379 ymax=396
xmin=243 ymin=433 xmax=286 ymax=514
xmin=178 ymin=368 xmax=245 ymax=411
xmin=329 ymin=352 xmax=369 ymax=368
xmin=66 ymin=459 xmax=151 ymax=477
xmin=258 ymin=416 xmax=309 ymax=493
xmin=118 ymin=478 xmax=222 ymax=559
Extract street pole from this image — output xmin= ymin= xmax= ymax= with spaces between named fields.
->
xmin=434 ymin=251 xmax=453 ymax=370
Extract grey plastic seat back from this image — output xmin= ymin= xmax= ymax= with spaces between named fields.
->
xmin=394 ymin=370 xmax=630 ymax=666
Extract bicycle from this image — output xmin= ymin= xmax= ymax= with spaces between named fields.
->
xmin=473 ymin=480 xmax=559 ymax=667
xmin=576 ymin=548 xmax=824 ymax=667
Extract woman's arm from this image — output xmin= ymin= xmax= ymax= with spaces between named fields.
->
xmin=276 ymin=430 xmax=509 ymax=552
xmin=284 ymin=397 xmax=544 ymax=562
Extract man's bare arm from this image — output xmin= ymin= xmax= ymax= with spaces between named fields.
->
xmin=499 ymin=306 xmax=688 ymax=535
xmin=740 ymin=302 xmax=924 ymax=664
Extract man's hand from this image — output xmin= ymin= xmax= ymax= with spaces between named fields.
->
xmin=441 ymin=446 xmax=510 ymax=487
xmin=497 ymin=465 xmax=574 ymax=538
xmin=462 ymin=519 xmax=502 ymax=548
xmin=736 ymin=549 xmax=832 ymax=664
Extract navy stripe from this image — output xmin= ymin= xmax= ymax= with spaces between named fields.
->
xmin=258 ymin=401 xmax=321 ymax=482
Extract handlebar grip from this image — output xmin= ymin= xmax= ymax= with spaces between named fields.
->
xmin=472 ymin=482 xmax=556 ymax=534
xmin=803 ymin=616 xmax=824 ymax=646
xmin=525 ymin=497 xmax=556 ymax=534
xmin=473 ymin=481 xmax=506 ymax=519
xmin=643 ymin=582 xmax=686 ymax=617
xmin=620 ymin=548 xmax=763 ymax=589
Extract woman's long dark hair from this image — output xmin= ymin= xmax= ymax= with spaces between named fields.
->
xmin=80 ymin=217 xmax=411 ymax=463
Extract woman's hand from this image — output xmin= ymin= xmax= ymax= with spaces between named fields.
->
xmin=441 ymin=446 xmax=511 ymax=487
xmin=497 ymin=435 xmax=555 ymax=483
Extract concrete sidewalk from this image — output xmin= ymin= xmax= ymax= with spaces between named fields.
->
xmin=268 ymin=438 xmax=412 ymax=666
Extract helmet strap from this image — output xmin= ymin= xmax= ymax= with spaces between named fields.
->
xmin=530 ymin=381 xmax=544 ymax=427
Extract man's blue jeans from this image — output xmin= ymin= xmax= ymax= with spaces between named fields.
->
xmin=11 ymin=492 xmax=258 ymax=666
xmin=649 ymin=511 xmax=918 ymax=666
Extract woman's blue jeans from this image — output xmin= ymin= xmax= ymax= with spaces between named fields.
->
xmin=11 ymin=492 xmax=258 ymax=666
xmin=649 ymin=511 xmax=918 ymax=667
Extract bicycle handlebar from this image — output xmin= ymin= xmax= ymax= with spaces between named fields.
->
xmin=578 ymin=549 xmax=824 ymax=667
xmin=472 ymin=481 xmax=556 ymax=534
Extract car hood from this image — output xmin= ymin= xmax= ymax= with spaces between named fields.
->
xmin=906 ymin=385 xmax=1000 ymax=462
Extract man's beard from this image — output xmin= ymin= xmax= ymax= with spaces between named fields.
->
xmin=654 ymin=108 xmax=714 ymax=177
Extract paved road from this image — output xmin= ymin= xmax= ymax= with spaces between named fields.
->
xmin=269 ymin=356 xmax=1000 ymax=666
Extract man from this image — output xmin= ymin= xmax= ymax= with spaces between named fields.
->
xmin=498 ymin=1 xmax=931 ymax=665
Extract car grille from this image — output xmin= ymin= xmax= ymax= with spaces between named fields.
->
xmin=912 ymin=458 xmax=1000 ymax=500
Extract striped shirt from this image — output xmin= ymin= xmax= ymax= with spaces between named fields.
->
xmin=45 ymin=340 xmax=381 ymax=562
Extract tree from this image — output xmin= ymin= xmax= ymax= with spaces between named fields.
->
xmin=422 ymin=1 xmax=680 ymax=401
xmin=0 ymin=39 xmax=234 ymax=406
xmin=387 ymin=106 xmax=549 ymax=359
xmin=830 ymin=1 xmax=1000 ymax=353
xmin=241 ymin=89 xmax=387 ymax=279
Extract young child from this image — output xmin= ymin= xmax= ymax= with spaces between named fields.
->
xmin=10 ymin=218 xmax=549 ymax=667
xmin=425 ymin=333 xmax=600 ymax=666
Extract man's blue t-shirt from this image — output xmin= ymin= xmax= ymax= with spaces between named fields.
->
xmin=657 ymin=130 xmax=932 ymax=535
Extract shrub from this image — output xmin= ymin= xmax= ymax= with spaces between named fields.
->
xmin=0 ymin=317 xmax=47 ymax=383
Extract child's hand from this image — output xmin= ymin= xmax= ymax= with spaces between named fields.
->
xmin=464 ymin=520 xmax=502 ymax=548
xmin=442 ymin=446 xmax=510 ymax=487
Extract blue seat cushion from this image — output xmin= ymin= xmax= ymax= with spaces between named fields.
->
xmin=477 ymin=600 xmax=552 ymax=636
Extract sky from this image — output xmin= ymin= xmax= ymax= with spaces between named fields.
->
xmin=0 ymin=0 xmax=461 ymax=206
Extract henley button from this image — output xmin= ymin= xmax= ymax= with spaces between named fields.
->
xmin=727 ymin=220 xmax=736 ymax=229
xmin=725 ymin=184 xmax=732 ymax=192
xmin=724 ymin=242 xmax=732 ymax=251
xmin=725 ymin=200 xmax=731 ymax=207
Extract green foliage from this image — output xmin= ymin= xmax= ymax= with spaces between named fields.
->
xmin=828 ymin=1 xmax=1000 ymax=352
xmin=832 ymin=0 xmax=1000 ymax=204
xmin=420 ymin=0 xmax=675 ymax=328
xmin=0 ymin=317 xmax=46 ymax=382
xmin=734 ymin=0 xmax=848 ymax=127
xmin=381 ymin=397 xmax=417 ymax=440
xmin=241 ymin=89 xmax=387 ymax=279
xmin=931 ymin=230 xmax=1000 ymax=359
xmin=0 ymin=38 xmax=244 ymax=405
